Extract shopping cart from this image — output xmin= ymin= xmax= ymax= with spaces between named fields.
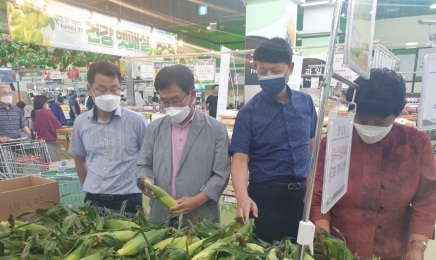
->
xmin=0 ymin=138 xmax=74 ymax=177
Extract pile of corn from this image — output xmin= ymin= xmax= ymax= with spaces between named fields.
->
xmin=0 ymin=180 xmax=372 ymax=259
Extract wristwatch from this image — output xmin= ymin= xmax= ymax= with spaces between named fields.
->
xmin=409 ymin=240 xmax=427 ymax=248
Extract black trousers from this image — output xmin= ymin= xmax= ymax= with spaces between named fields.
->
xmin=69 ymin=111 xmax=76 ymax=121
xmin=248 ymin=181 xmax=306 ymax=244
xmin=84 ymin=193 xmax=142 ymax=214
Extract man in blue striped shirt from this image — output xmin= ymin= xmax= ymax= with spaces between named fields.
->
xmin=0 ymin=85 xmax=31 ymax=143
xmin=69 ymin=62 xmax=148 ymax=213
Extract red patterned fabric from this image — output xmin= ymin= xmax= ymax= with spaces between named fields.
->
xmin=310 ymin=123 xmax=436 ymax=259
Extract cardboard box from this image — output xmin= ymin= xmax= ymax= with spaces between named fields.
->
xmin=57 ymin=140 xmax=70 ymax=152
xmin=56 ymin=128 xmax=73 ymax=141
xmin=0 ymin=176 xmax=60 ymax=220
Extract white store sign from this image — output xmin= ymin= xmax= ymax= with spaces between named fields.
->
xmin=321 ymin=114 xmax=354 ymax=214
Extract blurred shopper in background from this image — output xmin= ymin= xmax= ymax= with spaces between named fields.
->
xmin=69 ymin=90 xmax=80 ymax=120
xmin=204 ymin=84 xmax=219 ymax=118
xmin=0 ymin=85 xmax=31 ymax=143
xmin=31 ymin=95 xmax=62 ymax=147
xmin=50 ymin=96 xmax=67 ymax=125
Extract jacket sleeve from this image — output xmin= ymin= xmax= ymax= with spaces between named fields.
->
xmin=309 ymin=137 xmax=331 ymax=223
xmin=200 ymin=122 xmax=231 ymax=203
xmin=48 ymin=110 xmax=62 ymax=130
xmin=136 ymin=123 xmax=154 ymax=179
xmin=410 ymin=133 xmax=436 ymax=237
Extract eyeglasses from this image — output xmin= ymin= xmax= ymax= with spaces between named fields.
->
xmin=159 ymin=94 xmax=188 ymax=108
xmin=94 ymin=87 xmax=121 ymax=95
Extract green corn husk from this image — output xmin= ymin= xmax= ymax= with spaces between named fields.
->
xmin=116 ymin=228 xmax=168 ymax=256
xmin=187 ymin=238 xmax=206 ymax=256
xmin=103 ymin=219 xmax=140 ymax=230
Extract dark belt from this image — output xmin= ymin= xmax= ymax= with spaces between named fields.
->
xmin=87 ymin=193 xmax=132 ymax=201
xmin=259 ymin=180 xmax=307 ymax=191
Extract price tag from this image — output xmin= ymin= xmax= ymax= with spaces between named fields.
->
xmin=224 ymin=196 xmax=237 ymax=204
xmin=321 ymin=111 xmax=354 ymax=214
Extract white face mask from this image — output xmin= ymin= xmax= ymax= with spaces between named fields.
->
xmin=166 ymin=95 xmax=192 ymax=124
xmin=0 ymin=95 xmax=12 ymax=104
xmin=354 ymin=122 xmax=393 ymax=144
xmin=93 ymin=93 xmax=120 ymax=112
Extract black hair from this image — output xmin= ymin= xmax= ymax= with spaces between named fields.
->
xmin=154 ymin=65 xmax=194 ymax=94
xmin=15 ymin=101 xmax=26 ymax=109
xmin=70 ymin=90 xmax=77 ymax=96
xmin=212 ymin=84 xmax=219 ymax=90
xmin=29 ymin=93 xmax=35 ymax=98
xmin=346 ymin=68 xmax=406 ymax=118
xmin=79 ymin=94 xmax=85 ymax=98
xmin=31 ymin=95 xmax=48 ymax=119
xmin=87 ymin=61 xmax=122 ymax=86
xmin=57 ymin=96 xmax=64 ymax=103
xmin=253 ymin=37 xmax=293 ymax=65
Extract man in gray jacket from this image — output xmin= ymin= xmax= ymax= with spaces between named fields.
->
xmin=137 ymin=65 xmax=230 ymax=223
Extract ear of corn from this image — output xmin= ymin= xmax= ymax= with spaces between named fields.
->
xmin=191 ymin=241 xmax=226 ymax=260
xmin=64 ymin=244 xmax=84 ymax=260
xmin=266 ymin=248 xmax=280 ymax=260
xmin=80 ymin=252 xmax=101 ymax=260
xmin=142 ymin=178 xmax=178 ymax=209
xmin=103 ymin=219 xmax=140 ymax=230
xmin=172 ymin=235 xmax=188 ymax=249
xmin=167 ymin=248 xmax=189 ymax=260
xmin=246 ymin=243 xmax=264 ymax=253
xmin=224 ymin=217 xmax=243 ymax=237
xmin=1 ymin=221 xmax=47 ymax=234
xmin=116 ymin=228 xmax=168 ymax=256
xmin=187 ymin=238 xmax=206 ymax=256
xmin=153 ymin=236 xmax=182 ymax=250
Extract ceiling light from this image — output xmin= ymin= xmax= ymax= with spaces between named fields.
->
xmin=431 ymin=3 xmax=436 ymax=9
xmin=341 ymin=13 xmax=345 ymax=17
xmin=300 ymin=1 xmax=329 ymax=7
xmin=405 ymin=42 xmax=418 ymax=46
xmin=178 ymin=40 xmax=184 ymax=47
xmin=207 ymin=26 xmax=211 ymax=30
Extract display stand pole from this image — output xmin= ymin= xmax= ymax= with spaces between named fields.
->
xmin=296 ymin=0 xmax=344 ymax=259
xmin=125 ymin=60 xmax=135 ymax=106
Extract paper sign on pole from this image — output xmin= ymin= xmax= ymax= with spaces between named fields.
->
xmin=321 ymin=113 xmax=354 ymax=214
xmin=331 ymin=52 xmax=359 ymax=87
xmin=288 ymin=55 xmax=303 ymax=91
xmin=140 ymin=61 xmax=154 ymax=81
xmin=343 ymin=0 xmax=377 ymax=79
xmin=195 ymin=60 xmax=215 ymax=84
xmin=217 ymin=46 xmax=231 ymax=120
xmin=417 ymin=54 xmax=436 ymax=130
xmin=310 ymin=77 xmax=319 ymax=88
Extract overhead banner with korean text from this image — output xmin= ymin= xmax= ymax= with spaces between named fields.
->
xmin=6 ymin=0 xmax=177 ymax=56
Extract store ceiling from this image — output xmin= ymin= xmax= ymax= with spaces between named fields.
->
xmin=64 ymin=0 xmax=435 ymax=51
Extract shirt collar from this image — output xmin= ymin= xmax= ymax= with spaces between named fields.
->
xmin=0 ymin=104 xmax=13 ymax=110
xmin=90 ymin=106 xmax=122 ymax=121
xmin=171 ymin=106 xmax=197 ymax=128
xmin=260 ymin=85 xmax=293 ymax=105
